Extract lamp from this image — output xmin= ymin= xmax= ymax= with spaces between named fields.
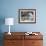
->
xmin=5 ymin=18 xmax=14 ymax=35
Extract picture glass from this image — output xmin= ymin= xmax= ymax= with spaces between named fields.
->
xmin=19 ymin=9 xmax=36 ymax=23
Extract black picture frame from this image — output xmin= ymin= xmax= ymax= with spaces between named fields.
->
xmin=18 ymin=9 xmax=36 ymax=24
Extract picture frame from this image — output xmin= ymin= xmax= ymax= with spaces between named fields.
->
xmin=18 ymin=9 xmax=36 ymax=23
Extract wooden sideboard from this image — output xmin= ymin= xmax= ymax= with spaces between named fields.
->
xmin=4 ymin=32 xmax=43 ymax=46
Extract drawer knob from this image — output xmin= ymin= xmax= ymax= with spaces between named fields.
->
xmin=32 ymin=42 xmax=35 ymax=44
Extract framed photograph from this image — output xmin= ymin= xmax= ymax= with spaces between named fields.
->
xmin=18 ymin=9 xmax=36 ymax=23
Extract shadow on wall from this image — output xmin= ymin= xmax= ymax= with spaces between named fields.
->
xmin=0 ymin=16 xmax=5 ymax=46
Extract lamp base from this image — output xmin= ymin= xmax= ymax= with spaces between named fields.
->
xmin=8 ymin=32 xmax=11 ymax=35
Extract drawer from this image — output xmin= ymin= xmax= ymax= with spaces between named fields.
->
xmin=4 ymin=40 xmax=16 ymax=46
xmin=25 ymin=35 xmax=43 ymax=40
xmin=4 ymin=40 xmax=24 ymax=46
xmin=24 ymin=40 xmax=43 ymax=46
xmin=32 ymin=40 xmax=43 ymax=46
xmin=4 ymin=35 xmax=24 ymax=40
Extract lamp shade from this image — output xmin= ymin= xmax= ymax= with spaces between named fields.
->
xmin=5 ymin=18 xmax=14 ymax=25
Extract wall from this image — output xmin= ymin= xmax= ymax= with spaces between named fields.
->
xmin=0 ymin=0 xmax=46 ymax=32
xmin=0 ymin=0 xmax=46 ymax=46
